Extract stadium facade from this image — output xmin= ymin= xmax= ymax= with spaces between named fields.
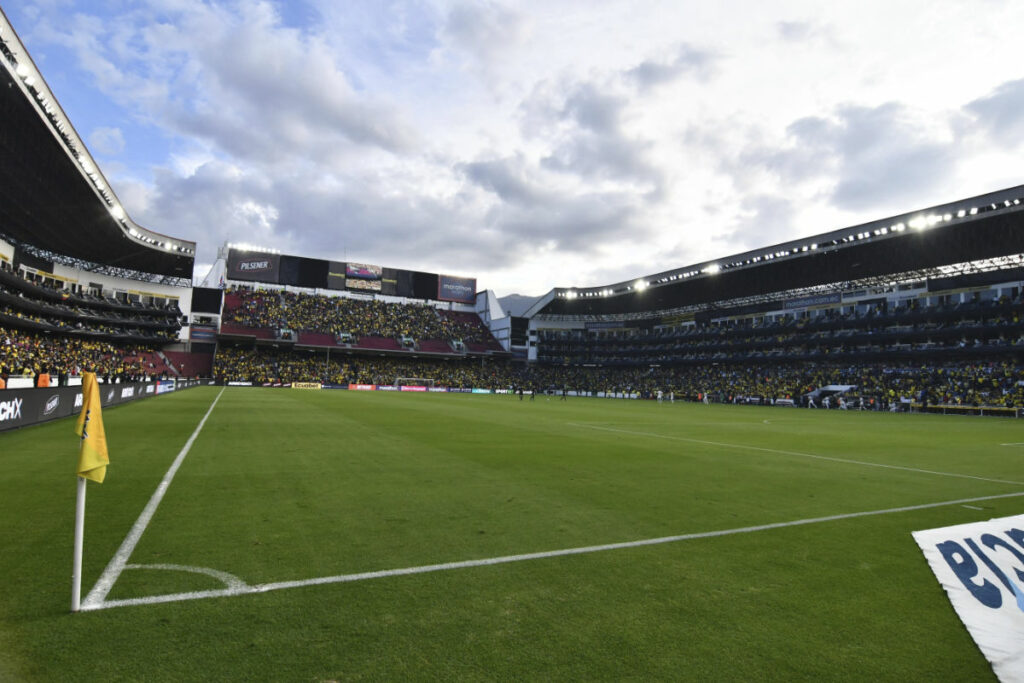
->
xmin=1 ymin=6 xmax=1023 ymax=417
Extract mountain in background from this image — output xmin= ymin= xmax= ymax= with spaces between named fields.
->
xmin=497 ymin=294 xmax=541 ymax=317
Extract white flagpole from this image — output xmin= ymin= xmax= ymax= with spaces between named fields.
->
xmin=71 ymin=476 xmax=87 ymax=612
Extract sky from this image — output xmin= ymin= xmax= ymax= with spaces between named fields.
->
xmin=5 ymin=0 xmax=1024 ymax=297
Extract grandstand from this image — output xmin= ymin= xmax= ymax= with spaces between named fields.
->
xmin=0 ymin=9 xmax=204 ymax=393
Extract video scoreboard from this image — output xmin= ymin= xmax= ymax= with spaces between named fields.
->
xmin=225 ymin=248 xmax=477 ymax=304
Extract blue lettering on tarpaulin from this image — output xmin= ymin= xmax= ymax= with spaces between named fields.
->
xmin=965 ymin=538 xmax=1016 ymax=598
xmin=981 ymin=534 xmax=1024 ymax=582
xmin=936 ymin=540 xmax=1002 ymax=608
xmin=915 ymin=514 xmax=1024 ymax=681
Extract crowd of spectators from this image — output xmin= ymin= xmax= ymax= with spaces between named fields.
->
xmin=213 ymin=346 xmax=519 ymax=389
xmin=539 ymin=293 xmax=1024 ymax=365
xmin=224 ymin=288 xmax=493 ymax=343
xmin=211 ymin=345 xmax=1024 ymax=410
xmin=0 ymin=261 xmax=180 ymax=343
xmin=0 ymin=328 xmax=170 ymax=384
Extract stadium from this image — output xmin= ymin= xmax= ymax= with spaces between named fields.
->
xmin=1 ymin=5 xmax=1023 ymax=682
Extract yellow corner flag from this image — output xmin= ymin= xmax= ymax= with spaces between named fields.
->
xmin=74 ymin=372 xmax=109 ymax=483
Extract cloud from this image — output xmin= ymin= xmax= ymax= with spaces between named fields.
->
xmin=625 ymin=43 xmax=719 ymax=90
xmin=441 ymin=1 xmax=529 ymax=66
xmin=31 ymin=1 xmax=417 ymax=165
xmin=965 ymin=77 xmax=1024 ymax=148
xmin=775 ymin=20 xmax=836 ymax=45
xmin=731 ymin=103 xmax=958 ymax=212
xmin=733 ymin=194 xmax=799 ymax=248
xmin=519 ymin=81 xmax=663 ymax=191
xmin=89 ymin=127 xmax=125 ymax=155
xmin=458 ymin=155 xmax=650 ymax=255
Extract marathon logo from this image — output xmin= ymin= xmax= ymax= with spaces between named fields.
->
xmin=121 ymin=387 xmax=135 ymax=399
xmin=0 ymin=397 xmax=23 ymax=422
xmin=914 ymin=513 xmax=1024 ymax=680
xmin=438 ymin=275 xmax=477 ymax=303
xmin=75 ymin=393 xmax=83 ymax=408
xmin=44 ymin=395 xmax=60 ymax=416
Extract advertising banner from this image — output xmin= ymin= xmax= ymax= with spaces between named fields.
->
xmin=913 ymin=513 xmax=1024 ymax=682
xmin=400 ymin=385 xmax=427 ymax=392
xmin=784 ymin=293 xmax=841 ymax=309
xmin=0 ymin=381 xmax=183 ymax=432
xmin=291 ymin=382 xmax=323 ymax=390
xmin=226 ymin=249 xmax=281 ymax=284
xmin=438 ymin=275 xmax=477 ymax=303
xmin=190 ymin=325 xmax=217 ymax=342
xmin=327 ymin=261 xmax=346 ymax=290
xmin=348 ymin=384 xmax=376 ymax=391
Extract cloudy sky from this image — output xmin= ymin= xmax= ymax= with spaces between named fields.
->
xmin=6 ymin=0 xmax=1024 ymax=296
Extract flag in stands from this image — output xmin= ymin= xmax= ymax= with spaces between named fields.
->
xmin=74 ymin=372 xmax=108 ymax=483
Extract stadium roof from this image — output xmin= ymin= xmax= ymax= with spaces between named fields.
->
xmin=0 ymin=9 xmax=194 ymax=280
xmin=533 ymin=185 xmax=1024 ymax=317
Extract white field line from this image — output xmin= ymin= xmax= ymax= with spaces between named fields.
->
xmin=124 ymin=563 xmax=249 ymax=591
xmin=80 ymin=387 xmax=225 ymax=610
xmin=82 ymin=490 xmax=1024 ymax=611
xmin=569 ymin=422 xmax=1024 ymax=487
xmin=1001 ymin=442 xmax=1024 ymax=447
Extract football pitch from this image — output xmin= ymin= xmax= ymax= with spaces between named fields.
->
xmin=2 ymin=386 xmax=1022 ymax=681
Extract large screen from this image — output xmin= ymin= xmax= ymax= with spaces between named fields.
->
xmin=190 ymin=287 xmax=223 ymax=314
xmin=412 ymin=271 xmax=439 ymax=300
xmin=279 ymin=256 xmax=328 ymax=288
xmin=224 ymin=249 xmax=474 ymax=303
xmin=226 ymin=249 xmax=280 ymax=283
xmin=438 ymin=275 xmax=477 ymax=303
xmin=346 ymin=262 xmax=382 ymax=279
xmin=347 ymin=278 xmax=382 ymax=292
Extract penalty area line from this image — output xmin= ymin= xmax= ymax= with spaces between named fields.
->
xmin=82 ymin=489 xmax=1024 ymax=611
xmin=80 ymin=387 xmax=226 ymax=610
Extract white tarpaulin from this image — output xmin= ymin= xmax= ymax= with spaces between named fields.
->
xmin=913 ymin=514 xmax=1024 ymax=682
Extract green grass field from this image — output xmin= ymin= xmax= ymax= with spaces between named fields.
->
xmin=1 ymin=386 xmax=1022 ymax=681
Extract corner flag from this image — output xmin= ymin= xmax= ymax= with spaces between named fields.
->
xmin=74 ymin=372 xmax=108 ymax=483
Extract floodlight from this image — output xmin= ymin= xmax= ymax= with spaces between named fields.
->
xmin=15 ymin=64 xmax=28 ymax=78
xmin=110 ymin=205 xmax=124 ymax=220
xmin=704 ymin=264 xmax=720 ymax=274
xmin=634 ymin=279 xmax=648 ymax=291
